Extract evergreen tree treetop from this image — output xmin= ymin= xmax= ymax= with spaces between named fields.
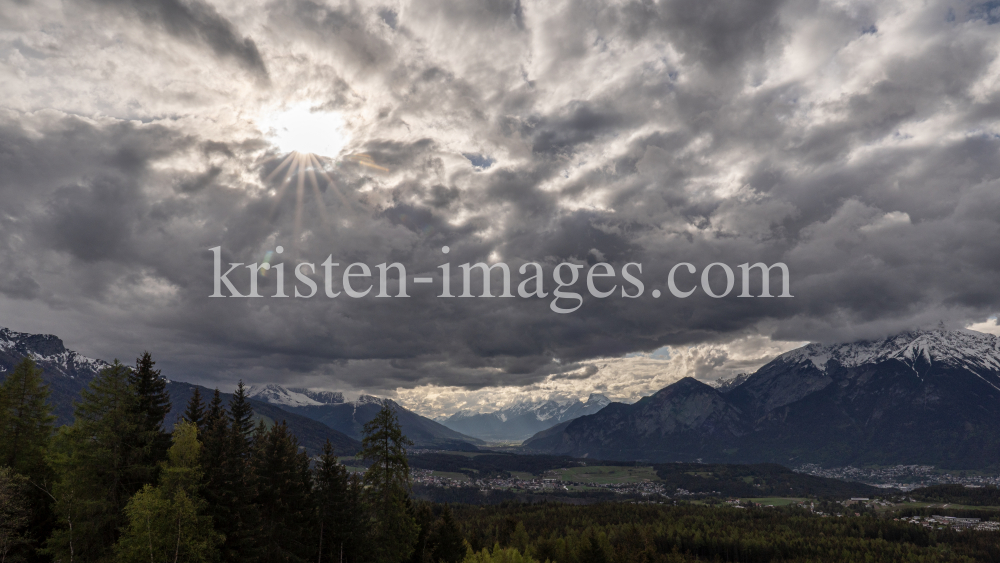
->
xmin=0 ymin=356 xmax=55 ymax=476
xmin=360 ymin=400 xmax=414 ymax=505
xmin=184 ymin=387 xmax=207 ymax=431
xmin=359 ymin=400 xmax=418 ymax=563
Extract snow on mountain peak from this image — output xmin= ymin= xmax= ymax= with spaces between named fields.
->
xmin=585 ymin=393 xmax=611 ymax=406
xmin=0 ymin=326 xmax=108 ymax=380
xmin=779 ymin=328 xmax=1000 ymax=376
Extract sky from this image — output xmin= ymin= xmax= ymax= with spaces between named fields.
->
xmin=1 ymin=0 xmax=999 ymax=417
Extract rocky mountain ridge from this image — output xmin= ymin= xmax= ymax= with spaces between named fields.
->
xmin=525 ymin=328 xmax=1000 ymax=469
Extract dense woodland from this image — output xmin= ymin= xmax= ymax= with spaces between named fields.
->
xmin=2 ymin=354 xmax=1000 ymax=563
xmin=909 ymin=484 xmax=1000 ymax=506
xmin=0 ymin=355 xmax=457 ymax=563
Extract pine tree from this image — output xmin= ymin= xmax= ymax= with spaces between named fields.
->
xmin=0 ymin=467 xmax=32 ymax=563
xmin=430 ymin=505 xmax=467 ymax=563
xmin=0 ymin=357 xmax=55 ymax=476
xmin=345 ymin=471 xmax=367 ymax=563
xmin=578 ymin=534 xmax=609 ymax=563
xmin=206 ymin=388 xmax=225 ymax=426
xmin=128 ymin=352 xmax=172 ymax=489
xmin=254 ymin=421 xmax=314 ymax=562
xmin=184 ymin=387 xmax=207 ymax=431
xmin=202 ymin=384 xmax=261 ymax=563
xmin=408 ymin=501 xmax=434 ymax=563
xmin=115 ymin=421 xmax=222 ymax=563
xmin=0 ymin=357 xmax=57 ymax=563
xmin=315 ymin=440 xmax=364 ymax=563
xmin=45 ymin=359 xmax=142 ymax=563
xmin=359 ymin=400 xmax=418 ymax=563
xmin=229 ymin=381 xmax=255 ymax=457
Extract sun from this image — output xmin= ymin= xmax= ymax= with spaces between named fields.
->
xmin=264 ymin=102 xmax=348 ymax=158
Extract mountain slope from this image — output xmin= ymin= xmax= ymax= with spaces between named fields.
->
xmin=247 ymin=385 xmax=484 ymax=448
xmin=442 ymin=393 xmax=611 ymax=442
xmin=167 ymin=382 xmax=360 ymax=455
xmin=0 ymin=327 xmax=108 ymax=425
xmin=0 ymin=327 xmax=359 ymax=455
xmin=525 ymin=328 xmax=1000 ymax=468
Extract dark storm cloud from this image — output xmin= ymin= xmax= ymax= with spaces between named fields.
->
xmin=2 ymin=0 xmax=1000 ymax=395
xmin=81 ymin=0 xmax=269 ymax=79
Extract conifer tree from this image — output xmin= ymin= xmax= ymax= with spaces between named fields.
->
xmin=229 ymin=381 xmax=255 ymax=457
xmin=254 ymin=421 xmax=314 ymax=562
xmin=359 ymin=400 xmax=418 ymax=563
xmin=408 ymin=501 xmax=434 ymax=563
xmin=202 ymin=384 xmax=261 ymax=563
xmin=0 ymin=357 xmax=55 ymax=476
xmin=184 ymin=387 xmax=207 ymax=431
xmin=45 ymin=359 xmax=142 ymax=563
xmin=128 ymin=352 xmax=172 ymax=488
xmin=206 ymin=388 xmax=225 ymax=427
xmin=345 ymin=471 xmax=367 ymax=563
xmin=0 ymin=357 xmax=57 ymax=563
xmin=0 ymin=467 xmax=32 ymax=563
xmin=315 ymin=440 xmax=364 ymax=563
xmin=430 ymin=505 xmax=467 ymax=563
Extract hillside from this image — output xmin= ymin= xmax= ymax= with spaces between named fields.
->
xmin=0 ymin=326 xmax=359 ymax=455
xmin=525 ymin=328 xmax=1000 ymax=469
xmin=246 ymin=383 xmax=483 ymax=448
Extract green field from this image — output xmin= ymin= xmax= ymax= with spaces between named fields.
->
xmin=741 ymin=497 xmax=808 ymax=507
xmin=556 ymin=465 xmax=660 ymax=484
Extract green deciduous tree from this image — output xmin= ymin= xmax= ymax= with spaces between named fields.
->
xmin=115 ymin=421 xmax=221 ymax=563
xmin=359 ymin=400 xmax=418 ymax=563
xmin=465 ymin=544 xmax=534 ymax=563
xmin=45 ymin=359 xmax=140 ymax=563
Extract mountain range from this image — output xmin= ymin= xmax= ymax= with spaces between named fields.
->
xmin=245 ymin=383 xmax=484 ymax=449
xmin=0 ymin=327 xmax=359 ymax=455
xmin=523 ymin=328 xmax=1000 ymax=469
xmin=440 ymin=393 xmax=612 ymax=442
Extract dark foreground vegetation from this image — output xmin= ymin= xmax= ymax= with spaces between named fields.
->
xmin=2 ymin=354 xmax=1000 ymax=563
xmin=909 ymin=484 xmax=1000 ymax=506
xmin=452 ymin=502 xmax=1000 ymax=563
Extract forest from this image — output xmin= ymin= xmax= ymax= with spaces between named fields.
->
xmin=2 ymin=354 xmax=1000 ymax=563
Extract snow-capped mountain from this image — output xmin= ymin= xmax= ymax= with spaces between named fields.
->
xmin=710 ymin=373 xmax=751 ymax=393
xmin=0 ymin=327 xmax=362 ymax=455
xmin=245 ymin=384 xmax=484 ymax=448
xmin=0 ymin=327 xmax=109 ymax=380
xmin=0 ymin=327 xmax=110 ymax=424
xmin=779 ymin=328 xmax=1000 ymax=381
xmin=525 ymin=327 xmax=1000 ymax=468
xmin=246 ymin=383 xmax=345 ymax=407
xmin=442 ymin=393 xmax=612 ymax=442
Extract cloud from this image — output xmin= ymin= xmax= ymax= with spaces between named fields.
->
xmin=80 ymin=0 xmax=269 ymax=80
xmin=0 ymin=0 xmax=998 ymax=403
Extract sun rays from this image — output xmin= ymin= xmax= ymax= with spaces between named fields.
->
xmin=264 ymin=151 xmax=353 ymax=251
xmin=258 ymin=104 xmax=392 ymax=259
